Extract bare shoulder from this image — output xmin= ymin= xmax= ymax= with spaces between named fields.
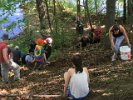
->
xmin=68 ymin=68 xmax=74 ymax=71
xmin=83 ymin=67 xmax=89 ymax=73
xmin=68 ymin=68 xmax=75 ymax=75
xmin=119 ymin=25 xmax=126 ymax=32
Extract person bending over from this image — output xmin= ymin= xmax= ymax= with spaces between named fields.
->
xmin=109 ymin=24 xmax=131 ymax=61
xmin=0 ymin=34 xmax=20 ymax=83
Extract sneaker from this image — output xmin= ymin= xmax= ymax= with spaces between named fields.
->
xmin=112 ymin=53 xmax=117 ymax=62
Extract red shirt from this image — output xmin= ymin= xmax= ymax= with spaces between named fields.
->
xmin=93 ymin=28 xmax=102 ymax=40
xmin=0 ymin=41 xmax=8 ymax=63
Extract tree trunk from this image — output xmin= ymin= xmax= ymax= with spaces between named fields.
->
xmin=94 ymin=0 xmax=98 ymax=15
xmin=77 ymin=0 xmax=80 ymax=17
xmin=53 ymin=0 xmax=57 ymax=34
xmin=83 ymin=0 xmax=88 ymax=28
xmin=85 ymin=0 xmax=92 ymax=30
xmin=127 ymin=0 xmax=133 ymax=23
xmin=45 ymin=0 xmax=52 ymax=32
xmin=123 ymin=0 xmax=127 ymax=24
xmin=53 ymin=0 xmax=56 ymax=16
xmin=105 ymin=0 xmax=116 ymax=48
xmin=36 ymin=0 xmax=45 ymax=32
xmin=105 ymin=0 xmax=116 ymax=31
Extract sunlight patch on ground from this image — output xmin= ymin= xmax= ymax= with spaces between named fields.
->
xmin=0 ymin=89 xmax=9 ymax=95
xmin=29 ymin=70 xmax=49 ymax=76
xmin=93 ymin=89 xmax=104 ymax=93
xmin=101 ymin=77 xmax=110 ymax=81
xmin=11 ymin=87 xmax=30 ymax=95
xmin=102 ymin=92 xmax=113 ymax=96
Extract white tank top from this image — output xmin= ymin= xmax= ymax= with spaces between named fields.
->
xmin=69 ymin=71 xmax=89 ymax=98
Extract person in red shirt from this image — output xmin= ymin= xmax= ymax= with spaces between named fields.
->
xmin=92 ymin=26 xmax=103 ymax=43
xmin=0 ymin=34 xmax=20 ymax=83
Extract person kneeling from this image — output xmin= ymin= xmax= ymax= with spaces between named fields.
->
xmin=25 ymin=49 xmax=35 ymax=69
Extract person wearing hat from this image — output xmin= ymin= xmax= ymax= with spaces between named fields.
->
xmin=34 ymin=38 xmax=48 ymax=70
xmin=0 ymin=34 xmax=20 ymax=83
xmin=109 ymin=24 xmax=131 ymax=61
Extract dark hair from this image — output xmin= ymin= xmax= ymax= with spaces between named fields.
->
xmin=72 ymin=54 xmax=83 ymax=73
xmin=112 ymin=24 xmax=119 ymax=31
xmin=2 ymin=34 xmax=9 ymax=40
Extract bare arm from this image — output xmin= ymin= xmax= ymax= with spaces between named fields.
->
xmin=2 ymin=48 xmax=9 ymax=64
xmin=43 ymin=53 xmax=47 ymax=61
xmin=109 ymin=26 xmax=115 ymax=48
xmin=64 ymin=69 xmax=71 ymax=95
xmin=83 ymin=67 xmax=90 ymax=83
xmin=119 ymin=25 xmax=130 ymax=44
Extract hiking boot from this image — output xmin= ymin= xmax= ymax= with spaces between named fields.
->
xmin=111 ymin=53 xmax=117 ymax=62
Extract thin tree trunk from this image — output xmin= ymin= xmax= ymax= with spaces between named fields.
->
xmin=53 ymin=0 xmax=57 ymax=34
xmin=127 ymin=0 xmax=133 ymax=22
xmin=77 ymin=0 xmax=80 ymax=17
xmin=45 ymin=0 xmax=52 ymax=32
xmin=36 ymin=0 xmax=45 ymax=31
xmin=94 ymin=0 xmax=98 ymax=15
xmin=85 ymin=0 xmax=92 ymax=30
xmin=83 ymin=0 xmax=88 ymax=28
xmin=127 ymin=0 xmax=133 ymax=31
xmin=123 ymin=0 xmax=127 ymax=24
xmin=53 ymin=0 xmax=56 ymax=16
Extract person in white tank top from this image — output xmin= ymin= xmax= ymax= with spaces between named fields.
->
xmin=64 ymin=54 xmax=90 ymax=100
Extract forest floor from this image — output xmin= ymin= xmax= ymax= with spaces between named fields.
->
xmin=0 ymin=33 xmax=133 ymax=100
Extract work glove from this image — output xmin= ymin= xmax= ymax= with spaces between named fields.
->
xmin=128 ymin=43 xmax=131 ymax=48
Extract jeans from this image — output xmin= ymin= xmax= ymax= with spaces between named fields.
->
xmin=113 ymin=35 xmax=124 ymax=52
xmin=1 ymin=60 xmax=20 ymax=82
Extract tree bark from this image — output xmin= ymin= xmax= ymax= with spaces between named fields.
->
xmin=77 ymin=0 xmax=80 ymax=17
xmin=85 ymin=0 xmax=92 ymax=30
xmin=53 ymin=0 xmax=58 ymax=34
xmin=45 ymin=0 xmax=52 ymax=32
xmin=53 ymin=0 xmax=56 ymax=16
xmin=83 ymin=0 xmax=88 ymax=28
xmin=105 ymin=0 xmax=116 ymax=31
xmin=94 ymin=0 xmax=98 ymax=15
xmin=127 ymin=0 xmax=133 ymax=31
xmin=36 ymin=0 xmax=46 ymax=32
xmin=123 ymin=0 xmax=127 ymax=24
xmin=105 ymin=0 xmax=116 ymax=48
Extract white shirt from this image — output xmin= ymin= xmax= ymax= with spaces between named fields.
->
xmin=69 ymin=71 xmax=89 ymax=99
xmin=25 ymin=54 xmax=34 ymax=63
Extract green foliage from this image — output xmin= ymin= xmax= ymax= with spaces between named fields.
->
xmin=49 ymin=49 xmax=62 ymax=60
xmin=0 ymin=17 xmax=8 ymax=24
xmin=52 ymin=15 xmax=75 ymax=49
